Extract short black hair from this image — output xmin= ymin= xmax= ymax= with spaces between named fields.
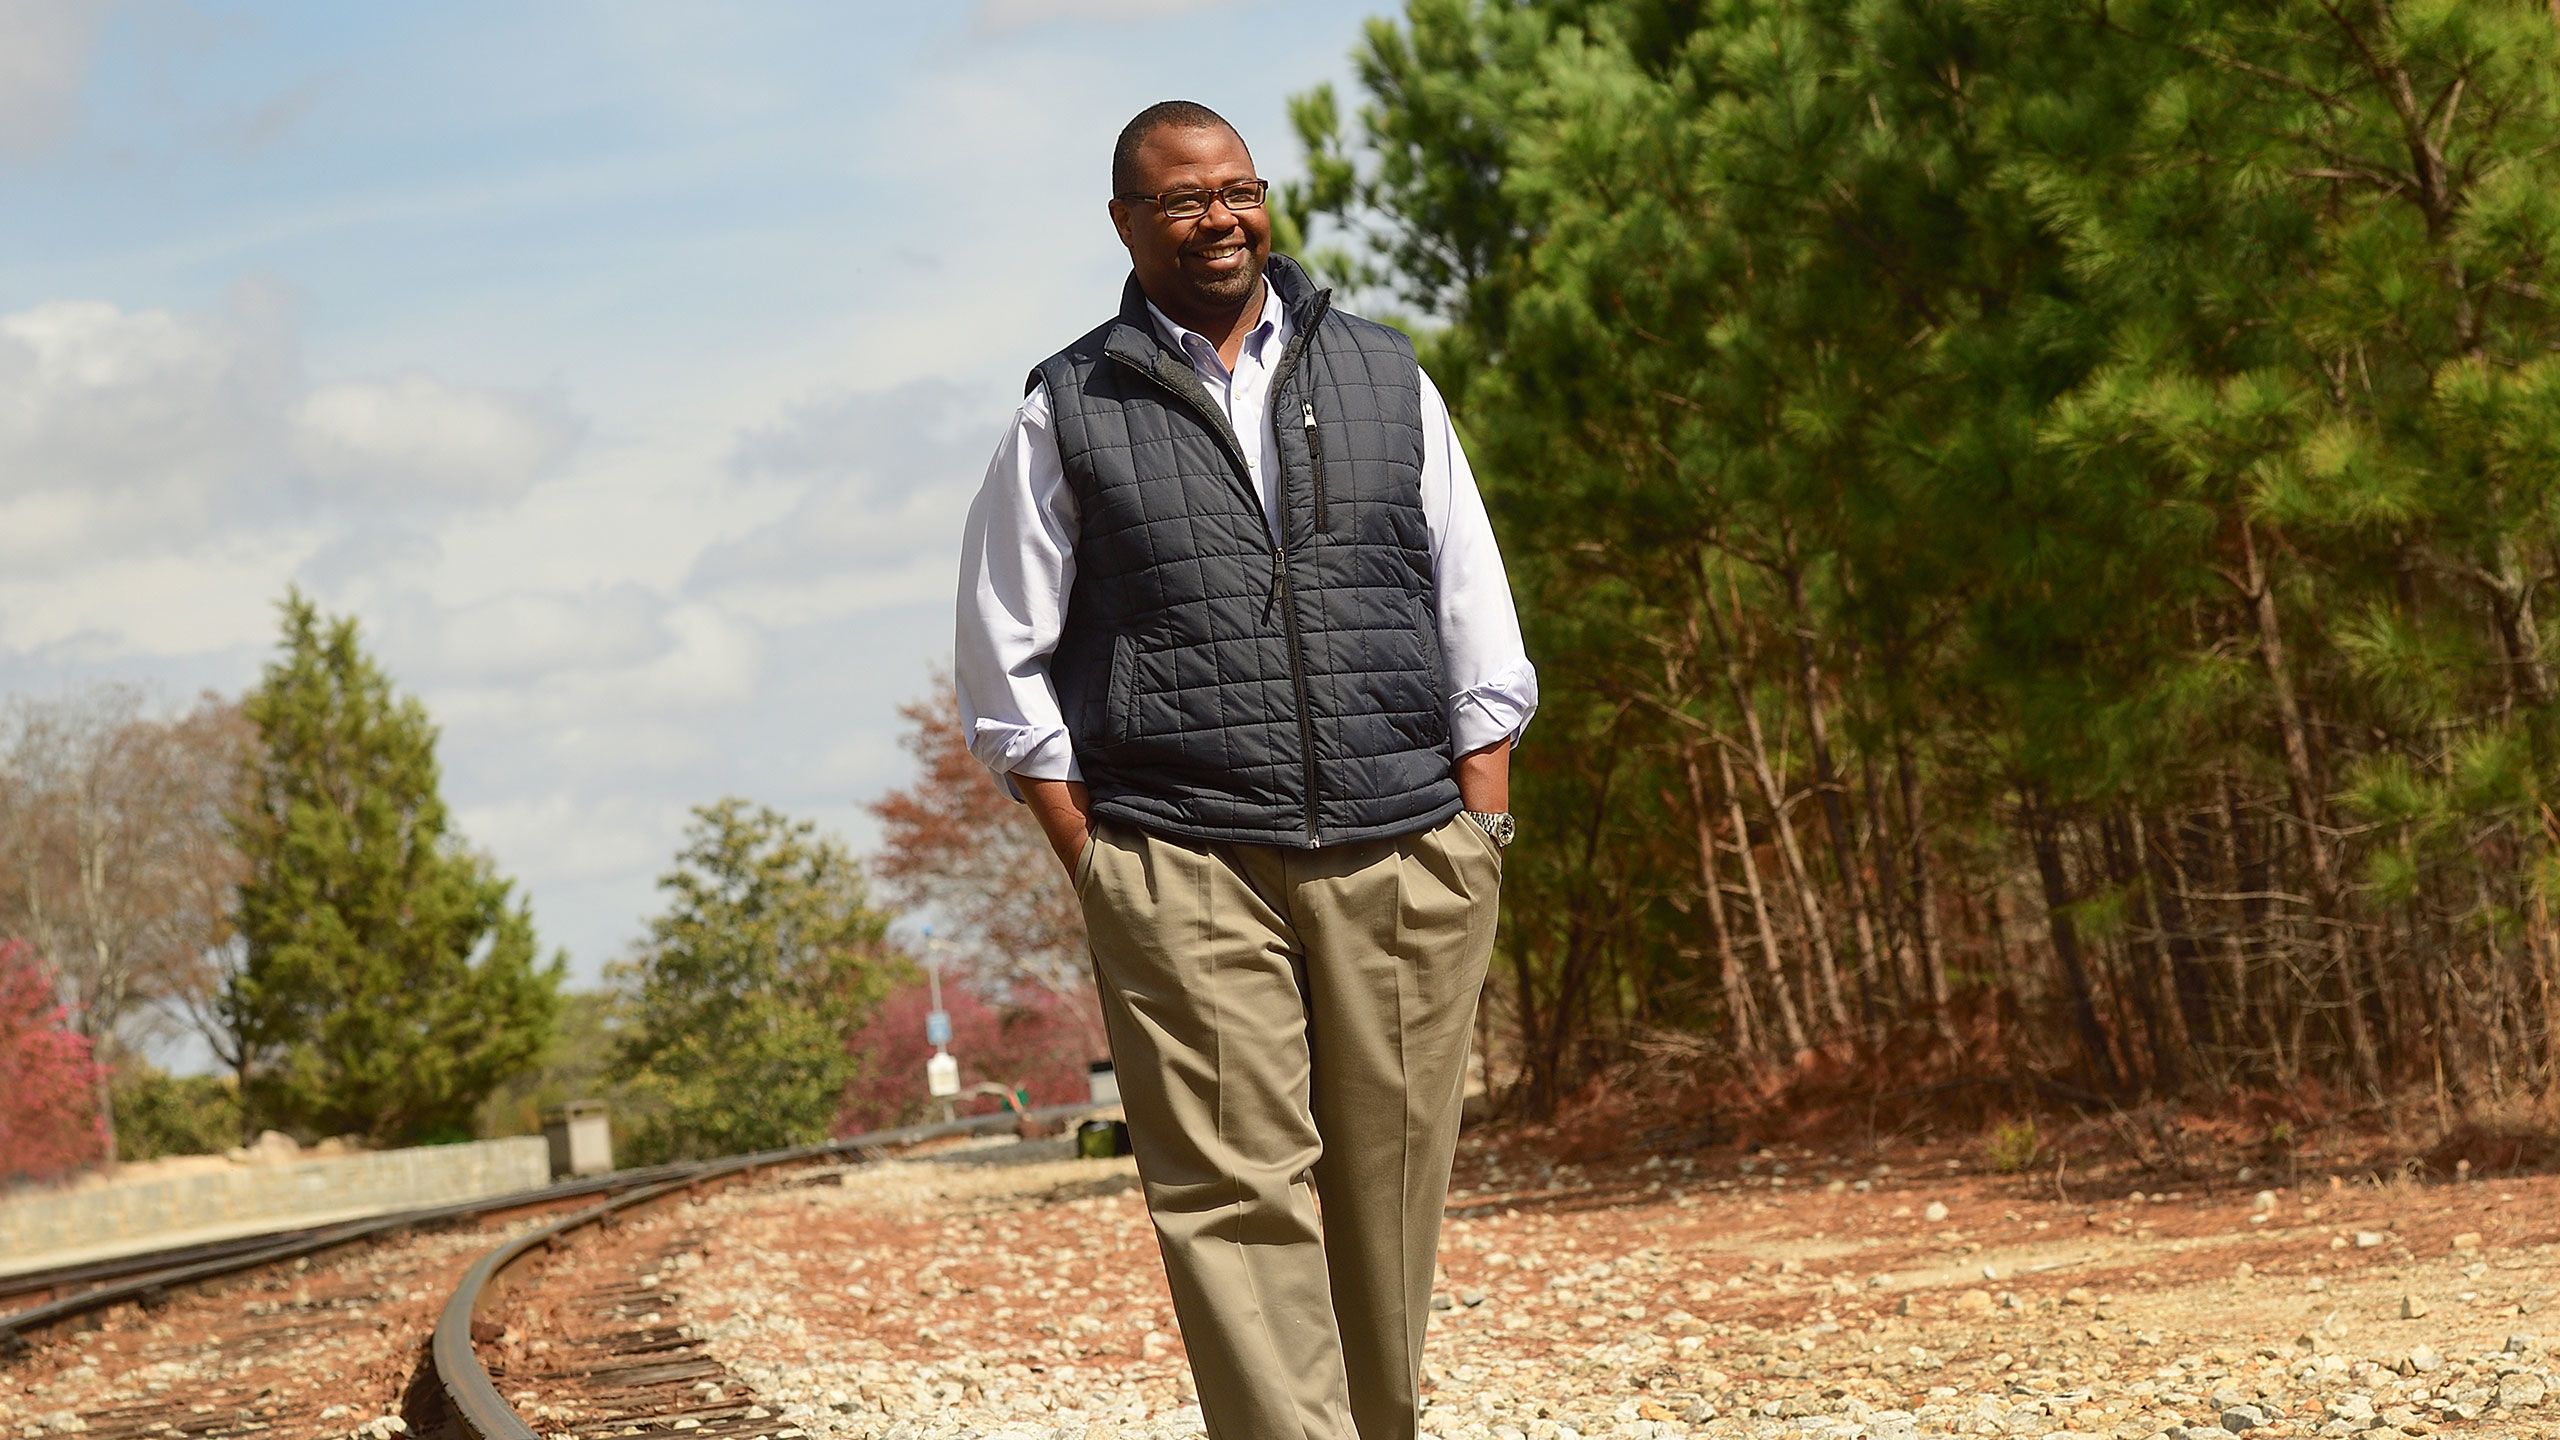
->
xmin=1112 ymin=100 xmax=1244 ymax=197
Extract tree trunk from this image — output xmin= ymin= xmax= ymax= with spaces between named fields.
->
xmin=1893 ymin=727 xmax=1956 ymax=1041
xmin=1716 ymin=736 xmax=1809 ymax=1055
xmin=2532 ymin=885 xmax=2560 ymax=1091
xmin=1704 ymin=572 xmax=1852 ymax=1033
xmin=1781 ymin=552 xmax=1887 ymax=1032
xmin=1681 ymin=738 xmax=1762 ymax=1066
xmin=2129 ymin=814 xmax=2195 ymax=1094
xmin=2236 ymin=517 xmax=2384 ymax=1096
xmin=1860 ymin=747 xmax=1916 ymax=1015
xmin=2421 ymin=935 xmax=2472 ymax=1112
xmin=2142 ymin=810 xmax=2216 ymax=1082
xmin=2216 ymin=772 xmax=2287 ymax=1083
xmin=1507 ymin=930 xmax=1546 ymax=1116
xmin=2025 ymin=784 xmax=2128 ymax=1095
xmin=1513 ymin=723 xmax=1629 ymax=1116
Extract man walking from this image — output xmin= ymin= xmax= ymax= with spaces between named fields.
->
xmin=954 ymin=99 xmax=1536 ymax=1440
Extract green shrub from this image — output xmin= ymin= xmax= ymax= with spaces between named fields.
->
xmin=1984 ymin=1118 xmax=2042 ymax=1175
xmin=113 ymin=1067 xmax=242 ymax=1160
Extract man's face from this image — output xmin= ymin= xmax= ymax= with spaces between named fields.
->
xmin=1109 ymin=124 xmax=1270 ymax=320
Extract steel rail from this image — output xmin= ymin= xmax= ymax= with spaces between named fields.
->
xmin=0 ymin=1222 xmax=343 ymax=1306
xmin=431 ymin=1104 xmax=1100 ymax=1440
xmin=0 ymin=1162 xmax=699 ymax=1352
xmin=0 ymin=1162 xmax=705 ymax=1309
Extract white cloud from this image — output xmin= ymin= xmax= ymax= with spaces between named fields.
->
xmin=604 ymin=602 xmax=762 ymax=711
xmin=0 ymin=0 xmax=105 ymax=156
xmin=0 ymin=530 xmax=322 ymax=659
xmin=0 ymin=293 xmax=296 ymax=558
xmin=0 ymin=293 xmax=586 ymax=580
xmin=427 ymin=600 xmax=761 ymax=723
xmin=390 ymin=586 xmax=673 ymax=685
xmin=299 ymin=526 xmax=443 ymax=594
xmin=814 ymin=729 xmax=899 ymax=789
xmin=701 ymin=548 xmax=958 ymax=631
xmin=295 ymin=376 xmax=580 ymax=507
xmin=730 ymin=378 xmax=985 ymax=493
xmin=422 ymin=440 xmax=799 ymax=609
xmin=690 ymin=378 xmax=994 ymax=623
xmin=452 ymin=791 xmax=684 ymax=890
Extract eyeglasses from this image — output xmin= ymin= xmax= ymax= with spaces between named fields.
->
xmin=1117 ymin=179 xmax=1269 ymax=220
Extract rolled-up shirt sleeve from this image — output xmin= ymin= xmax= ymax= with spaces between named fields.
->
xmin=1419 ymin=368 xmax=1539 ymax=754
xmin=954 ymin=382 xmax=1082 ymax=793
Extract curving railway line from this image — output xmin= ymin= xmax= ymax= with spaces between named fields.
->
xmin=2 ymin=1106 xmax=1095 ymax=1440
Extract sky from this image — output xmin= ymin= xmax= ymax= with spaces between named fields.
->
xmin=0 ymin=0 xmax=1396 ymax=1020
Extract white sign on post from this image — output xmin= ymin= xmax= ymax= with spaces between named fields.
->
xmin=926 ymin=1052 xmax=960 ymax=1099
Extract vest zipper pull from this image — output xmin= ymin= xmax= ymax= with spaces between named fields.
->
xmin=1262 ymin=546 xmax=1285 ymax=626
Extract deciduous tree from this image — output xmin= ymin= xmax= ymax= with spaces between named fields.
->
xmin=610 ymin=798 xmax=912 ymax=1162
xmin=870 ymin=677 xmax=1100 ymax=1047
xmin=838 ymin=976 xmax=1095 ymax=1133
xmin=0 ymin=688 xmax=252 ymax=1156
xmin=0 ymin=939 xmax=105 ymax=1184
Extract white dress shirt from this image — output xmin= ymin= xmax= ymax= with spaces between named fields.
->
xmin=955 ymin=280 xmax=1537 ymax=792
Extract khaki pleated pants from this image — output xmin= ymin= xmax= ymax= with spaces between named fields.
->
xmin=1074 ymin=810 xmax=1501 ymax=1440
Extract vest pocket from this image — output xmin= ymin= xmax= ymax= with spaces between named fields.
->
xmin=1302 ymin=399 xmax=1328 ymax=536
xmin=1105 ymin=631 xmax=1137 ymax=746
xmin=1413 ymin=589 xmax=1451 ymax=746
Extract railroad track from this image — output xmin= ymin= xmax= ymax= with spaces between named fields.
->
xmin=428 ymin=1106 xmax=1097 ymax=1440
xmin=2 ymin=1107 xmax=1096 ymax=1440
xmin=0 ymin=1168 xmax=696 ymax=1315
xmin=0 ymin=1224 xmax=344 ymax=1311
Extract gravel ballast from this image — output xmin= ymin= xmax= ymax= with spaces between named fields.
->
xmin=666 ymin=1135 xmax=2560 ymax=1440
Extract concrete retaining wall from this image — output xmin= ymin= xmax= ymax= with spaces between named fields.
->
xmin=0 ymin=1136 xmax=551 ymax=1265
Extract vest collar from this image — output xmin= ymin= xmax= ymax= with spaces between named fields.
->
xmin=1108 ymin=253 xmax=1329 ymax=367
xmin=1142 ymin=280 xmax=1284 ymax=373
xmin=1095 ymin=256 xmax=1334 ymax=521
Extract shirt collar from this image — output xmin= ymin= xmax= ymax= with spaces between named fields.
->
xmin=1144 ymin=278 xmax=1285 ymax=372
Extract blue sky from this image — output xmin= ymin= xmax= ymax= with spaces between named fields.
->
xmin=0 ymin=0 xmax=1395 ymax=1022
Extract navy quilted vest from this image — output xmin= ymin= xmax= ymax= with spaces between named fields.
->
xmin=1033 ymin=255 xmax=1462 ymax=848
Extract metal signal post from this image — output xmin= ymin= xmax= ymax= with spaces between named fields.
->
xmin=920 ymin=926 xmax=958 ymax=1120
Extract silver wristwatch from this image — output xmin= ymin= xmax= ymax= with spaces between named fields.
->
xmin=1463 ymin=810 xmax=1516 ymax=848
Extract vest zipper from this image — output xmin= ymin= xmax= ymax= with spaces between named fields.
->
xmin=1303 ymin=401 xmax=1327 ymax=534
xmin=1265 ymin=298 xmax=1332 ymax=847
xmin=1269 ymin=522 xmax=1321 ymax=847
xmin=1107 ymin=290 xmax=1332 ymax=847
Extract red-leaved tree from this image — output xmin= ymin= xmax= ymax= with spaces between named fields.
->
xmin=837 ymin=976 xmax=1099 ymax=1133
xmin=868 ymin=672 xmax=1101 ymax=1048
xmin=1 ymin=938 xmax=107 ymax=1185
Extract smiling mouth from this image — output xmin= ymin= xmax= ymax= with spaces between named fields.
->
xmin=1194 ymin=242 xmax=1250 ymax=267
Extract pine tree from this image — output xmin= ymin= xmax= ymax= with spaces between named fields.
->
xmin=227 ymin=591 xmax=562 ymax=1144
xmin=609 ymin=798 xmax=912 ymax=1162
xmin=1293 ymin=0 xmax=2560 ymax=1112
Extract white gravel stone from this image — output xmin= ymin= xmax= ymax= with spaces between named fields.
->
xmin=607 ymin=1138 xmax=2560 ymax=1440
